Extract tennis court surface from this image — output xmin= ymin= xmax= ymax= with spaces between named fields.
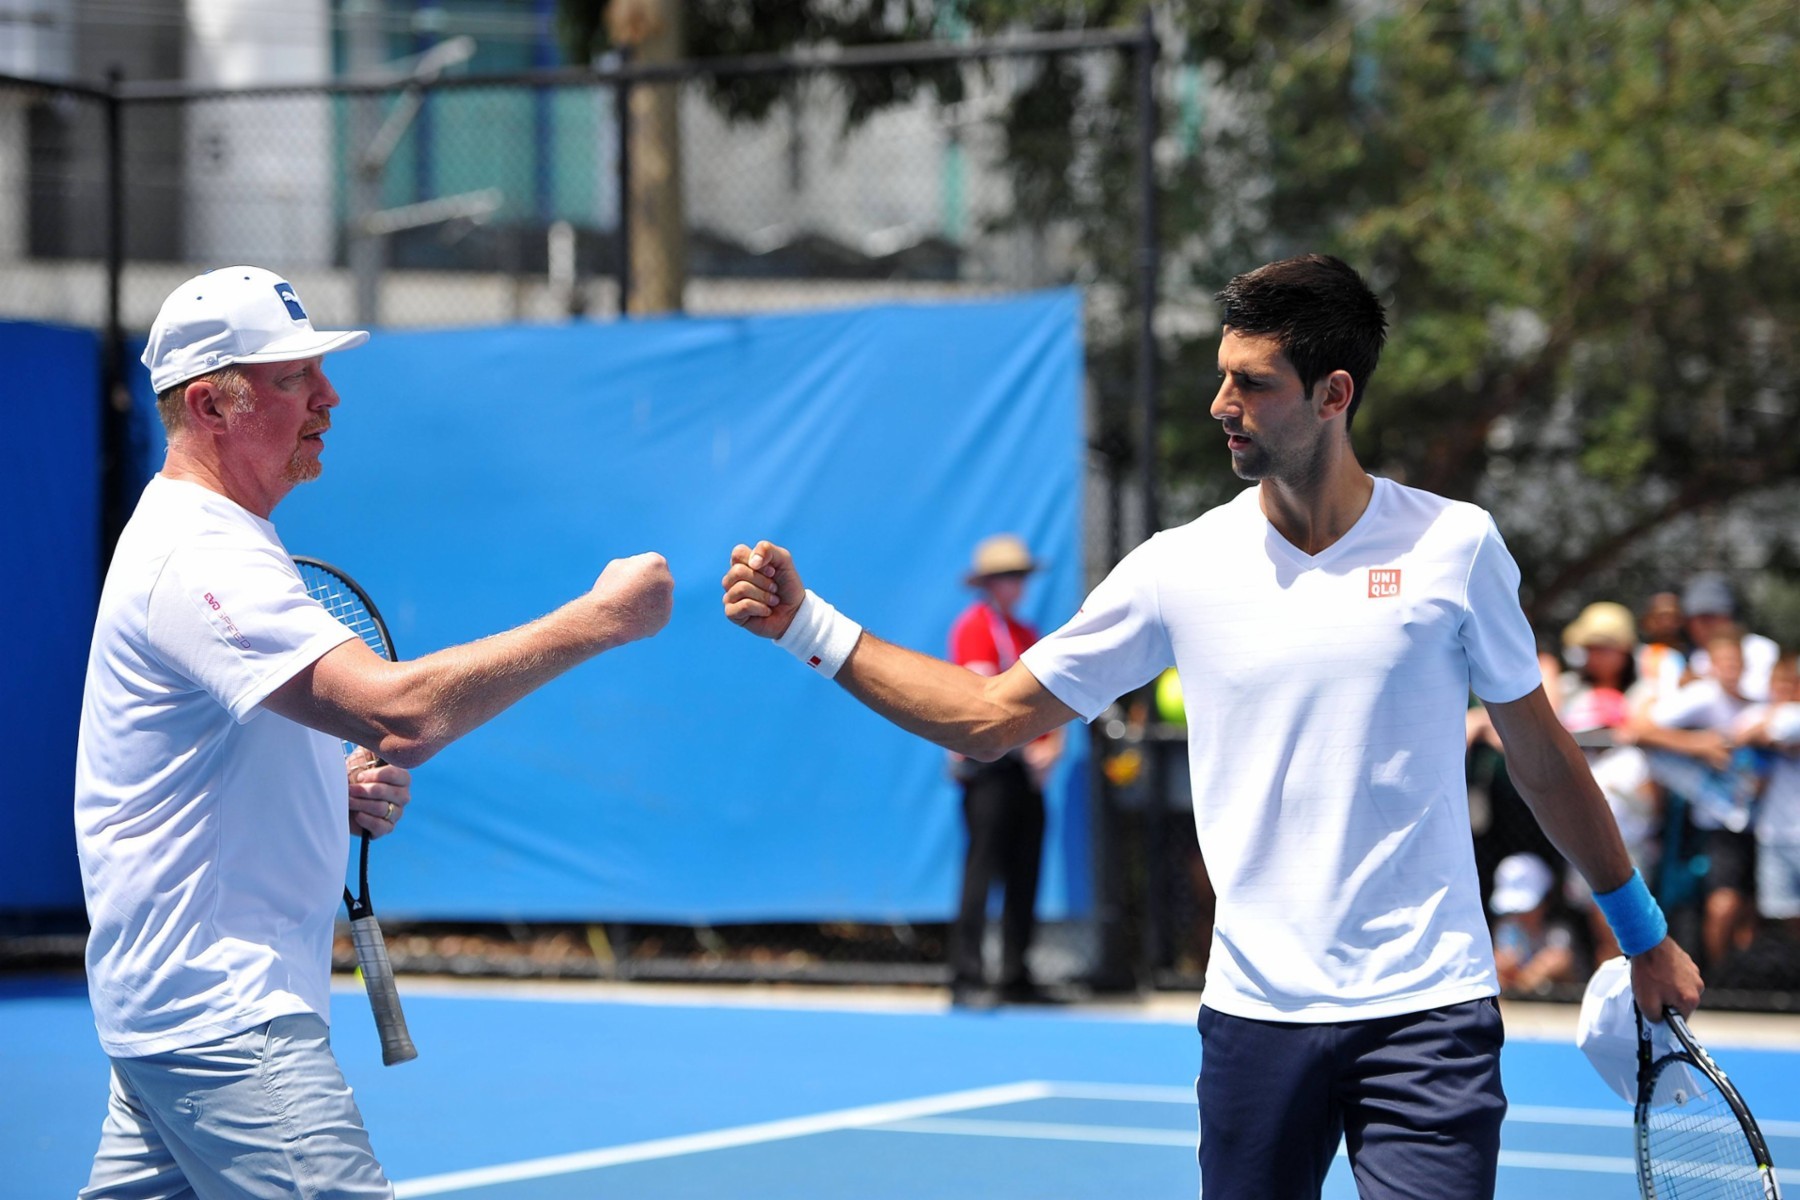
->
xmin=8 ymin=977 xmax=1798 ymax=1198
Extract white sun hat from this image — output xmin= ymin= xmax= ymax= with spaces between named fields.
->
xmin=1576 ymin=955 xmax=1698 ymax=1103
xmin=1489 ymin=852 xmax=1554 ymax=915
xmin=143 ymin=266 xmax=368 ymax=393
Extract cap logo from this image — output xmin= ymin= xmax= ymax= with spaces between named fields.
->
xmin=275 ymin=282 xmax=308 ymax=322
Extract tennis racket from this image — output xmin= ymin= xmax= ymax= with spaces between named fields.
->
xmin=293 ymin=555 xmax=418 ymax=1067
xmin=1635 ymin=1004 xmax=1780 ymax=1199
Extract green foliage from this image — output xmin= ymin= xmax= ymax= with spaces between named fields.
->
xmin=556 ymin=0 xmax=966 ymax=125
xmin=1145 ymin=0 xmax=1800 ymax=615
xmin=557 ymin=0 xmax=1800 ymax=618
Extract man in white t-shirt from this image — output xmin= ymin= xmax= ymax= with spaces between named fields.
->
xmin=721 ymin=254 xmax=1701 ymax=1200
xmin=1632 ymin=634 xmax=1763 ymax=970
xmin=77 ymin=267 xmax=674 ymax=1199
xmin=1743 ymin=654 xmax=1800 ymax=934
xmin=1681 ymin=572 xmax=1780 ymax=701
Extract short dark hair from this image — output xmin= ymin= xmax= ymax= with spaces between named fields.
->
xmin=1215 ymin=255 xmax=1388 ymax=429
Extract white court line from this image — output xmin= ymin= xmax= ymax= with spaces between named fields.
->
xmin=1034 ymin=1087 xmax=1800 ymax=1142
xmin=1510 ymin=1104 xmax=1800 ymax=1138
xmin=865 ymin=1119 xmax=1652 ymax=1177
xmin=1040 ymin=1082 xmax=1194 ymax=1104
xmin=878 ymin=1116 xmax=1196 ymax=1148
xmin=394 ymin=1078 xmax=1800 ymax=1196
xmin=391 ymin=1081 xmax=1053 ymax=1197
xmin=868 ymin=1116 xmax=1800 ymax=1186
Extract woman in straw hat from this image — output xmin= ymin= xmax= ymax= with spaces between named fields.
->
xmin=942 ymin=534 xmax=1063 ymax=1007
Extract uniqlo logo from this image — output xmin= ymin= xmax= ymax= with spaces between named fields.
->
xmin=1367 ymin=568 xmax=1402 ymax=598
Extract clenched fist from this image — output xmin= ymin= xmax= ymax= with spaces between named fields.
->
xmin=722 ymin=541 xmax=806 ymax=639
xmin=590 ymin=552 xmax=674 ymax=647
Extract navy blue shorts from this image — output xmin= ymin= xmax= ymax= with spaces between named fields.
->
xmin=1196 ymin=997 xmax=1507 ymax=1200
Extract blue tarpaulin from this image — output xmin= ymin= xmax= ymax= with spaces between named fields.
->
xmin=272 ymin=291 xmax=1089 ymax=922
xmin=2 ymin=322 xmax=100 ymax=910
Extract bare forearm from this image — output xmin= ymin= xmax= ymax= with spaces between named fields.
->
xmin=378 ymin=599 xmax=622 ymax=762
xmin=1488 ymin=689 xmax=1634 ymax=894
xmin=1629 ymin=723 xmax=1717 ymax=756
xmin=272 ymin=552 xmax=672 ymax=766
xmin=1508 ymin=736 xmax=1633 ymax=893
xmin=834 ymin=634 xmax=1059 ymax=760
xmin=720 ymin=541 xmax=1075 ymax=757
xmin=1514 ymin=945 xmax=1576 ymax=992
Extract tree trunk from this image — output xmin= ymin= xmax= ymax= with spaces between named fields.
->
xmin=609 ymin=0 xmax=685 ymax=315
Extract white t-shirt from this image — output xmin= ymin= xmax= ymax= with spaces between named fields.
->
xmin=1651 ymin=678 xmax=1754 ymax=734
xmin=75 ymin=476 xmax=357 ymax=1057
xmin=1688 ymin=632 xmax=1780 ymax=702
xmin=1645 ymin=679 xmax=1757 ymax=832
xmin=1750 ymin=703 xmax=1800 ymax=845
xmin=1021 ymin=478 xmax=1542 ymax=1022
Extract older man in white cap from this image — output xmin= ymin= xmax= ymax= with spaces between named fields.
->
xmin=76 ymin=267 xmax=673 ymax=1198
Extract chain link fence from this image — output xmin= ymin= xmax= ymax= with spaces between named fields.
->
xmin=1 ymin=31 xmax=1159 ymax=994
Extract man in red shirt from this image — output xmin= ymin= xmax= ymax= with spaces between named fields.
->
xmin=947 ymin=534 xmax=1063 ymax=1006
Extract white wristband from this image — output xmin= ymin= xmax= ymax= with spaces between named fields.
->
xmin=775 ymin=590 xmax=863 ymax=679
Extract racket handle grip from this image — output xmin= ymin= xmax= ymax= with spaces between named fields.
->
xmin=349 ymin=915 xmax=418 ymax=1066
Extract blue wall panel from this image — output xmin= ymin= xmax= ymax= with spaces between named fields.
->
xmin=276 ymin=292 xmax=1088 ymax=922
xmin=1 ymin=323 xmax=100 ymax=910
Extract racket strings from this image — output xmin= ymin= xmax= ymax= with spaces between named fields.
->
xmin=293 ymin=556 xmax=416 ymax=1065
xmin=295 ymin=567 xmax=393 ymax=660
xmin=1643 ymin=1062 xmax=1768 ymax=1198
xmin=294 ymin=560 xmax=394 ymax=761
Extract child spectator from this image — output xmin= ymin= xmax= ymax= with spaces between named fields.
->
xmin=1743 ymin=654 xmax=1800 ymax=938
xmin=1490 ymin=853 xmax=1582 ymax=995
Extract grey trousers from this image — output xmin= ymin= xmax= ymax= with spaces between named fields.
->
xmin=81 ymin=1013 xmax=391 ymax=1200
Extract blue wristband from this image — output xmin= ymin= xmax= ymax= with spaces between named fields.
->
xmin=1592 ymin=868 xmax=1668 ymax=957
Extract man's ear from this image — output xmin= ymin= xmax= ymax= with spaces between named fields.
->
xmin=1314 ymin=369 xmax=1356 ymax=422
xmin=184 ymin=380 xmax=231 ymax=434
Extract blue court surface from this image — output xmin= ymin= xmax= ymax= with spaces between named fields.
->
xmin=6 ymin=976 xmax=1798 ymax=1198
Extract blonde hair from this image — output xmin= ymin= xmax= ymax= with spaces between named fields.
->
xmin=156 ymin=365 xmax=253 ymax=436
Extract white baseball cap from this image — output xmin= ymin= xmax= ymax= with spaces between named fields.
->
xmin=1577 ymin=956 xmax=1696 ymax=1102
xmin=142 ymin=266 xmax=368 ymax=393
xmin=1489 ymin=852 xmax=1554 ymax=915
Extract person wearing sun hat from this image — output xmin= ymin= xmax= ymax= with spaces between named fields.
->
xmin=1487 ymin=853 xmax=1580 ymax=996
xmin=74 ymin=268 xmax=673 ymax=1197
xmin=944 ymin=534 xmax=1064 ymax=1007
xmin=1557 ymin=602 xmax=1639 ymax=736
xmin=1552 ymin=601 xmax=1656 ymax=964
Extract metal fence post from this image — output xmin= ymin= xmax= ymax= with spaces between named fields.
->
xmin=615 ymin=49 xmax=633 ymax=319
xmin=100 ymin=67 xmax=128 ymax=568
xmin=1130 ymin=7 xmax=1169 ymax=989
xmin=346 ymin=0 xmax=385 ymax=326
xmin=1086 ymin=20 xmax=1165 ymax=994
xmin=1134 ymin=8 xmax=1160 ymax=545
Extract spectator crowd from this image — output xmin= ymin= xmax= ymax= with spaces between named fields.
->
xmin=1468 ymin=573 xmax=1800 ymax=997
